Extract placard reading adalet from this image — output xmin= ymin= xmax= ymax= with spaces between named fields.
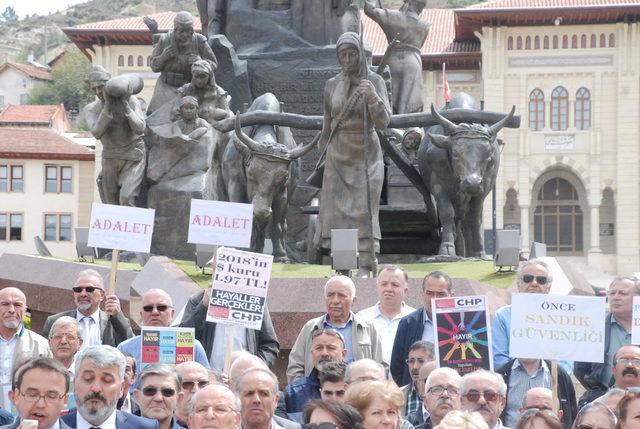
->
xmin=207 ymin=247 xmax=273 ymax=330
xmin=510 ymin=293 xmax=606 ymax=363
xmin=188 ymin=199 xmax=253 ymax=248
xmin=87 ymin=203 xmax=155 ymax=253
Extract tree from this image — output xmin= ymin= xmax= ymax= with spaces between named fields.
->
xmin=1 ymin=6 xmax=18 ymax=24
xmin=28 ymin=45 xmax=94 ymax=113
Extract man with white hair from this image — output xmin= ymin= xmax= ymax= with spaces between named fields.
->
xmin=188 ymin=384 xmax=240 ymax=429
xmin=0 ymin=287 xmax=51 ymax=411
xmin=459 ymin=369 xmax=508 ymax=429
xmin=287 ymin=275 xmax=382 ymax=383
xmin=61 ymin=345 xmax=158 ymax=428
xmin=48 ymin=316 xmax=83 ymax=372
xmin=43 ymin=269 xmax=134 ymax=348
xmin=412 ymin=367 xmax=461 ymax=428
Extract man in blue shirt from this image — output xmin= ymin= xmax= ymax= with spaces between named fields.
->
xmin=118 ymin=289 xmax=210 ymax=372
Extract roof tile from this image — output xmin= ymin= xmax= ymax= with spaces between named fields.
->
xmin=0 ymin=61 xmax=52 ymax=81
xmin=73 ymin=11 xmax=201 ymax=31
xmin=0 ymin=128 xmax=94 ymax=160
xmin=0 ymin=105 xmax=62 ymax=125
xmin=467 ymin=0 xmax=640 ymax=8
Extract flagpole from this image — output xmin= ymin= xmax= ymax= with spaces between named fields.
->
xmin=443 ymin=62 xmax=450 ymax=108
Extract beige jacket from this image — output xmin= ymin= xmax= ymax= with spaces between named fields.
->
xmin=286 ymin=313 xmax=383 ymax=383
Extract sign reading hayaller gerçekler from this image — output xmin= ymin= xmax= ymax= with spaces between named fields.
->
xmin=509 ymin=293 xmax=606 ymax=363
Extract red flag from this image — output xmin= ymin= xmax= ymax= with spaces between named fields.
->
xmin=443 ymin=63 xmax=451 ymax=103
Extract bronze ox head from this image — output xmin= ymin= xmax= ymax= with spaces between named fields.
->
xmin=427 ymin=104 xmax=516 ymax=196
xmin=233 ymin=113 xmax=317 ymax=223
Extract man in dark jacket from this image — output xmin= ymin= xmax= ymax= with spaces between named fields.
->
xmin=497 ymin=358 xmax=576 ymax=429
xmin=179 ymin=286 xmax=279 ymax=370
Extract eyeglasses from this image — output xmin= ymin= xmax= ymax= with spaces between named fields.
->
xmin=463 ymin=390 xmax=501 ymax=403
xmin=142 ymin=386 xmax=176 ymax=397
xmin=51 ymin=333 xmax=79 ymax=342
xmin=303 ymin=423 xmax=341 ymax=429
xmin=522 ymin=274 xmax=548 ymax=285
xmin=405 ymin=358 xmax=427 ymax=365
xmin=616 ymin=358 xmax=640 ymax=366
xmin=72 ymin=286 xmax=100 ymax=293
xmin=182 ymin=380 xmax=209 ymax=391
xmin=142 ymin=304 xmax=172 ymax=312
xmin=428 ymin=385 xmax=459 ymax=396
xmin=18 ymin=389 xmax=66 ymax=403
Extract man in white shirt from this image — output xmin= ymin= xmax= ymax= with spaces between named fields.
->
xmin=356 ymin=265 xmax=415 ymax=364
xmin=42 ymin=269 xmax=133 ymax=348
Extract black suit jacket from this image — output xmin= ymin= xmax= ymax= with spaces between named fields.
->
xmin=42 ymin=308 xmax=134 ymax=347
xmin=61 ymin=410 xmax=159 ymax=429
xmin=391 ymin=308 xmax=425 ymax=386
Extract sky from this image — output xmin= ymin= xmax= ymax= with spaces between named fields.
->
xmin=0 ymin=0 xmax=86 ymax=19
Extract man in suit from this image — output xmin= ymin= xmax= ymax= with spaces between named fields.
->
xmin=134 ymin=364 xmax=183 ymax=429
xmin=1 ymin=357 xmax=71 ymax=429
xmin=42 ymin=269 xmax=134 ymax=348
xmin=61 ymin=345 xmax=159 ymax=429
xmin=180 ymin=285 xmax=279 ymax=372
xmin=391 ymin=271 xmax=453 ymax=386
xmin=0 ymin=287 xmax=51 ymax=411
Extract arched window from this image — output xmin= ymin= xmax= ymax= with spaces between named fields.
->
xmin=529 ymin=88 xmax=545 ymax=131
xmin=551 ymin=86 xmax=569 ymax=131
xmin=575 ymin=87 xmax=591 ymax=130
xmin=534 ymin=36 xmax=540 ymax=49
xmin=137 ymin=55 xmax=143 ymax=67
xmin=146 ymin=56 xmax=151 ymax=67
xmin=562 ymin=35 xmax=568 ymax=49
xmin=118 ymin=55 xmax=124 ymax=67
xmin=517 ymin=36 xmax=522 ymax=50
xmin=553 ymin=35 xmax=558 ymax=49
xmin=580 ymin=34 xmax=587 ymax=48
xmin=508 ymin=36 xmax=513 ymax=50
xmin=609 ymin=33 xmax=615 ymax=47
xmin=525 ymin=36 xmax=531 ymax=49
xmin=572 ymin=35 xmax=578 ymax=48
xmin=590 ymin=34 xmax=596 ymax=48
xmin=600 ymin=33 xmax=606 ymax=47
xmin=127 ymin=55 xmax=134 ymax=66
xmin=544 ymin=36 xmax=549 ymax=49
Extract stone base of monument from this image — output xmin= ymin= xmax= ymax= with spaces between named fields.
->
xmin=147 ymin=175 xmax=208 ymax=260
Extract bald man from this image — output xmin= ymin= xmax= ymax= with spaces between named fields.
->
xmin=287 ymin=276 xmax=382 ymax=383
xmin=118 ymin=289 xmax=210 ymax=371
xmin=0 ymin=287 xmax=51 ymax=411
xmin=188 ymin=384 xmax=241 ymax=429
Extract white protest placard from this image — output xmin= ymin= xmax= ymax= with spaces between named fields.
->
xmin=188 ymin=199 xmax=253 ymax=248
xmin=87 ymin=203 xmax=155 ymax=253
xmin=632 ymin=296 xmax=640 ymax=345
xmin=510 ymin=293 xmax=606 ymax=363
xmin=207 ymin=247 xmax=273 ymax=330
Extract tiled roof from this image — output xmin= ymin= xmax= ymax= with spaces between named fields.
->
xmin=0 ymin=105 xmax=62 ymax=125
xmin=467 ymin=0 xmax=640 ymax=8
xmin=364 ymin=9 xmax=478 ymax=56
xmin=0 ymin=61 xmax=52 ymax=81
xmin=0 ymin=128 xmax=95 ymax=161
xmin=72 ymin=11 xmax=201 ymax=31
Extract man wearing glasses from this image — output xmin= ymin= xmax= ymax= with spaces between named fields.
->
xmin=3 ymin=357 xmax=71 ymax=429
xmin=575 ymin=277 xmax=640 ymax=406
xmin=48 ymin=316 xmax=83 ymax=373
xmin=134 ymin=364 xmax=183 ymax=429
xmin=117 ymin=289 xmax=210 ymax=371
xmin=0 ymin=287 xmax=51 ymax=412
xmin=412 ymin=367 xmax=461 ymax=429
xmin=188 ymin=384 xmax=240 ymax=429
xmin=175 ymin=361 xmax=211 ymax=427
xmin=43 ymin=269 xmax=133 ymax=348
xmin=401 ymin=340 xmax=434 ymax=418
xmin=459 ymin=369 xmax=508 ymax=429
xmin=390 ymin=271 xmax=453 ymax=386
xmin=491 ymin=260 xmax=572 ymax=375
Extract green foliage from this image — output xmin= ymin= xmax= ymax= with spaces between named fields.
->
xmin=28 ymin=46 xmax=94 ymax=112
xmin=1 ymin=6 xmax=18 ymax=24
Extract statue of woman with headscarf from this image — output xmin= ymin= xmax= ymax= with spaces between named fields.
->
xmin=314 ymin=32 xmax=392 ymax=276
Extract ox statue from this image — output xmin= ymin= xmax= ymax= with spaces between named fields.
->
xmin=382 ymin=93 xmax=516 ymax=257
xmin=221 ymin=92 xmax=317 ymax=262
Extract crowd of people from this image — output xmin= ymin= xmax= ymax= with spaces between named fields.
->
xmin=1 ymin=259 xmax=639 ymax=429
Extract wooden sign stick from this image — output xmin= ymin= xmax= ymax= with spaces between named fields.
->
xmin=551 ymin=360 xmax=559 ymax=414
xmin=108 ymin=249 xmax=119 ymax=296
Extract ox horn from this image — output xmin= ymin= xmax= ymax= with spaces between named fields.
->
xmin=489 ymin=105 xmax=516 ymax=135
xmin=430 ymin=104 xmax=459 ymax=134
xmin=288 ymin=132 xmax=321 ymax=159
xmin=234 ymin=112 xmax=270 ymax=154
